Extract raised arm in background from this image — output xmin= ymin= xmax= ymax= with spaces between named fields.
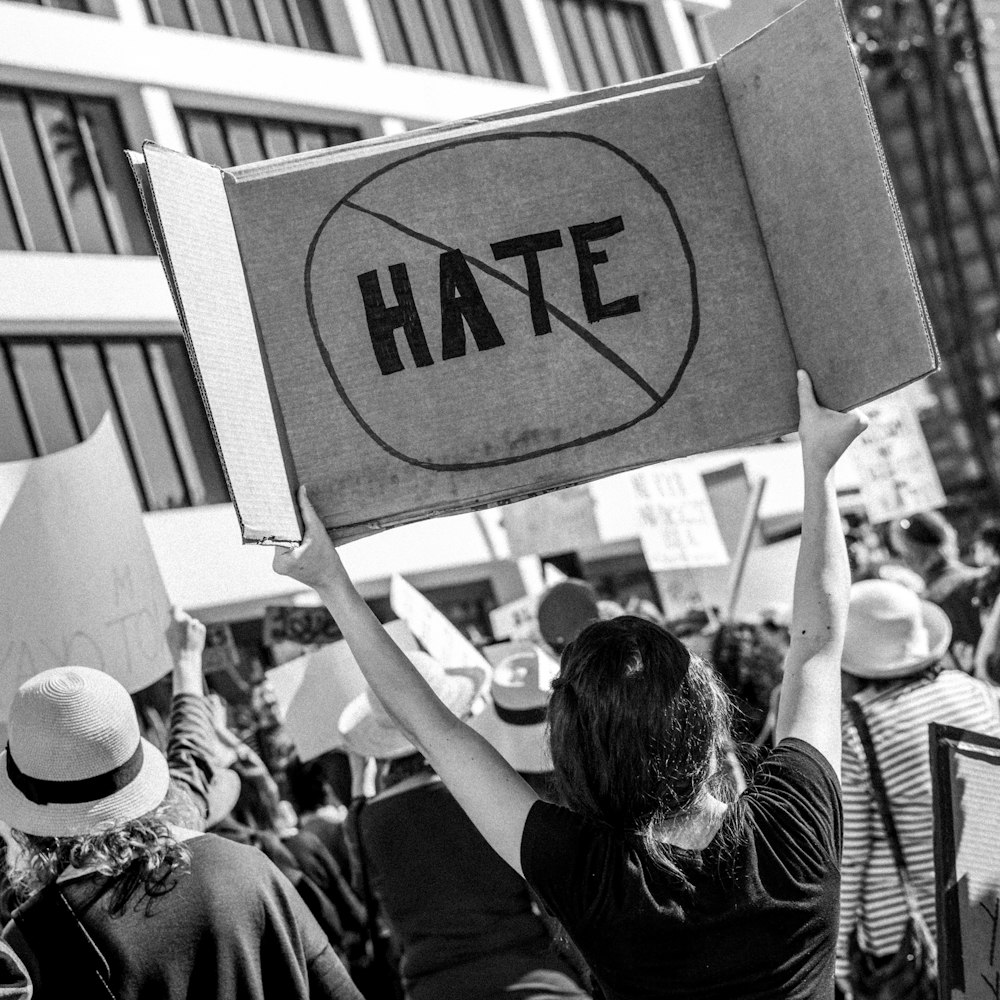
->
xmin=274 ymin=520 xmax=537 ymax=876
xmin=774 ymin=371 xmax=868 ymax=777
xmin=164 ymin=608 xmax=217 ymax=828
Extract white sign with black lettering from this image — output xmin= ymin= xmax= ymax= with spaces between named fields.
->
xmin=631 ymin=463 xmax=729 ymax=571
xmin=852 ymin=401 xmax=945 ymax=523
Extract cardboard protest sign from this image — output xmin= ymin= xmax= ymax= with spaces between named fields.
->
xmin=631 ymin=462 xmax=729 ymax=571
xmin=389 ymin=575 xmax=491 ymax=674
xmin=851 ymin=400 xmax=945 ymax=523
xmin=263 ymin=604 xmax=343 ymax=647
xmin=131 ymin=0 xmax=936 ymax=546
xmin=489 ymin=595 xmax=539 ymax=642
xmin=0 ymin=418 xmax=173 ymax=717
xmin=501 ymin=486 xmax=601 ymax=558
xmin=268 ymin=619 xmax=418 ymax=761
xmin=930 ymin=724 xmax=1000 ymax=1000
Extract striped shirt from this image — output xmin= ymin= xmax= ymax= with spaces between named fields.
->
xmin=837 ymin=668 xmax=1000 ymax=980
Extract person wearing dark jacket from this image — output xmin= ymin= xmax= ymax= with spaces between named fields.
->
xmin=0 ymin=663 xmax=361 ymax=1000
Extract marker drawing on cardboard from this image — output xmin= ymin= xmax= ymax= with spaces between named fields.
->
xmin=130 ymin=0 xmax=937 ymax=546
xmin=0 ymin=418 xmax=173 ymax=718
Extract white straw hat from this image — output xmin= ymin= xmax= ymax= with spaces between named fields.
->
xmin=0 ymin=666 xmax=170 ymax=838
xmin=469 ymin=646 xmax=556 ymax=774
xmin=841 ymin=579 xmax=952 ymax=680
xmin=338 ymin=651 xmax=488 ymax=760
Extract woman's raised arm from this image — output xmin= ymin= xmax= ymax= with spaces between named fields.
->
xmin=273 ymin=497 xmax=537 ymax=875
xmin=775 ymin=371 xmax=868 ymax=777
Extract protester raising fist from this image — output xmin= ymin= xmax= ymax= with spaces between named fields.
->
xmin=275 ymin=370 xmax=867 ymax=1000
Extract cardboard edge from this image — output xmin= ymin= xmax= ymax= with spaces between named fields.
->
xmin=126 ymin=151 xmax=184 ymax=325
xmin=221 ymin=169 xmax=304 ymax=545
xmin=228 ymin=68 xmax=711 ymax=183
xmin=137 ymin=142 xmax=301 ymax=545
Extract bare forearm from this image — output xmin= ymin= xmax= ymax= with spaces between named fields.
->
xmin=789 ymin=466 xmax=850 ymax=661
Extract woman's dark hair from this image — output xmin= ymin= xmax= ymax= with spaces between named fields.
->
xmin=548 ymin=616 xmax=739 ymax=883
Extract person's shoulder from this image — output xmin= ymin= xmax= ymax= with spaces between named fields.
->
xmin=190 ymin=833 xmax=289 ymax=880
xmin=745 ymin=739 xmax=840 ymax=826
xmin=521 ymin=799 xmax=614 ymax=874
xmin=744 ymin=739 xmax=841 ymax=868
xmin=752 ymin=737 xmax=839 ymax=786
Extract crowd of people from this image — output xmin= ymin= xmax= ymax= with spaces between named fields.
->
xmin=0 ymin=372 xmax=999 ymax=999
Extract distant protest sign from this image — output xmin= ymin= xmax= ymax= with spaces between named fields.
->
xmin=851 ymin=400 xmax=945 ymax=523
xmin=501 ymin=486 xmax=601 ymax=558
xmin=631 ymin=463 xmax=729 ymax=571
xmin=131 ymin=0 xmax=936 ymax=545
xmin=390 ymin=575 xmax=491 ymax=674
xmin=931 ymin=725 xmax=1000 ymax=1000
xmin=268 ymin=620 xmax=418 ymax=760
xmin=0 ymin=418 xmax=172 ymax=717
xmin=489 ymin=595 xmax=539 ymax=642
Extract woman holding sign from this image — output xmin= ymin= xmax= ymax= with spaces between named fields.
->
xmin=275 ymin=371 xmax=865 ymax=1000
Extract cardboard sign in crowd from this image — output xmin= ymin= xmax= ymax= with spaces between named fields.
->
xmin=131 ymin=0 xmax=937 ymax=546
xmin=931 ymin=725 xmax=1000 ymax=1000
xmin=0 ymin=419 xmax=173 ymax=718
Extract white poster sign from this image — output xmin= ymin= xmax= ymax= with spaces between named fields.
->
xmin=852 ymin=401 xmax=946 ymax=523
xmin=268 ymin=620 xmax=418 ymax=761
xmin=390 ymin=575 xmax=491 ymax=674
xmin=501 ymin=486 xmax=601 ymax=558
xmin=631 ymin=463 xmax=729 ymax=571
xmin=0 ymin=418 xmax=173 ymax=717
xmin=489 ymin=595 xmax=538 ymax=641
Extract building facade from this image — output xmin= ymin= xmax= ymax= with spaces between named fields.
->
xmin=1 ymin=0 xmax=726 ymax=675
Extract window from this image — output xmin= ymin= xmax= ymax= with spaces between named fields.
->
xmin=543 ymin=0 xmax=664 ymax=90
xmin=177 ymin=108 xmax=360 ymax=166
xmin=0 ymin=87 xmax=153 ymax=254
xmin=685 ymin=10 xmax=709 ymax=63
xmin=140 ymin=0 xmax=356 ymax=52
xmin=0 ymin=335 xmax=229 ymax=511
xmin=368 ymin=0 xmax=525 ymax=81
xmin=4 ymin=0 xmax=117 ymax=13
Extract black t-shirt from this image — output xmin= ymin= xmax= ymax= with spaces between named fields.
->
xmin=5 ymin=834 xmax=360 ymax=1000
xmin=521 ymin=739 xmax=842 ymax=1000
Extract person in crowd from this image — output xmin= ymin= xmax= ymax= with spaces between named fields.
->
xmin=709 ymin=620 xmax=785 ymax=746
xmin=273 ymin=370 xmax=865 ymax=1000
xmin=0 ymin=664 xmax=361 ymax=1000
xmin=341 ymin=649 xmax=590 ymax=1000
xmin=972 ymin=521 xmax=1000 ymax=653
xmin=972 ymin=520 xmax=1000 ymax=569
xmin=837 ymin=578 xmax=1000 ymax=995
xmin=890 ymin=510 xmax=986 ymax=664
xmin=212 ymin=752 xmax=365 ymax=964
xmin=287 ymin=754 xmax=352 ymax=874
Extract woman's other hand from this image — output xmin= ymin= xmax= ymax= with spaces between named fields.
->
xmin=272 ymin=486 xmax=347 ymax=593
xmin=796 ymin=369 xmax=868 ymax=475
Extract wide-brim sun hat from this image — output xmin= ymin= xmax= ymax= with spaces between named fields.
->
xmin=0 ymin=666 xmax=170 ymax=838
xmin=469 ymin=646 xmax=557 ymax=774
xmin=841 ymin=579 xmax=952 ymax=680
xmin=338 ymin=651 xmax=488 ymax=760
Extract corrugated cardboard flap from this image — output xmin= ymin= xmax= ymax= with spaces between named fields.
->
xmin=136 ymin=143 xmax=301 ymax=544
xmin=717 ymin=0 xmax=938 ymax=409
